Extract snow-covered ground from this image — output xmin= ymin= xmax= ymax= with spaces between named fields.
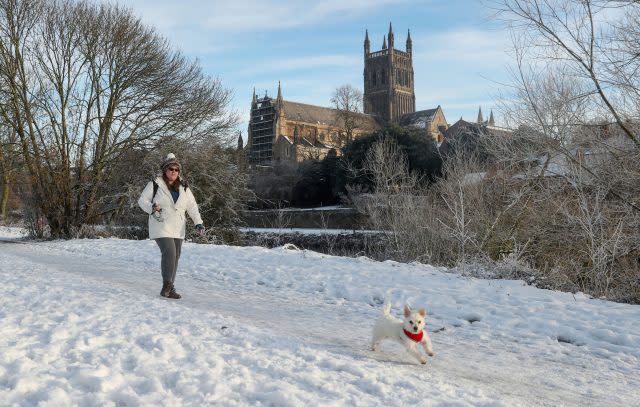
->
xmin=1 ymin=226 xmax=638 ymax=406
xmin=0 ymin=226 xmax=28 ymax=240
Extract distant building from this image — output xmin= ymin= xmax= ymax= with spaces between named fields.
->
xmin=440 ymin=112 xmax=512 ymax=161
xmin=363 ymin=24 xmax=449 ymax=141
xmin=245 ymin=24 xmax=464 ymax=166
xmin=397 ymin=106 xmax=448 ymax=142
xmin=363 ymin=24 xmax=416 ymax=122
xmin=246 ymin=82 xmax=380 ymax=165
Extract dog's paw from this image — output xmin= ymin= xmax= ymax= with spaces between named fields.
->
xmin=420 ymin=358 xmax=427 ymax=364
xmin=428 ymin=351 xmax=435 ymax=357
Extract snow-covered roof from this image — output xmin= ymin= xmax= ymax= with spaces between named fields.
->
xmin=398 ymin=107 xmax=439 ymax=128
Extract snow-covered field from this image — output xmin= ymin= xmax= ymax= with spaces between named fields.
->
xmin=1 ymin=226 xmax=639 ymax=406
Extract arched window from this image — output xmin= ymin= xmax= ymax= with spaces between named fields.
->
xmin=381 ymin=69 xmax=386 ymax=85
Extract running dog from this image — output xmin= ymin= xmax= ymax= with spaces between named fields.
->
xmin=371 ymin=303 xmax=435 ymax=364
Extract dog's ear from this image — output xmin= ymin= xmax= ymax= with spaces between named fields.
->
xmin=418 ymin=308 xmax=427 ymax=317
xmin=404 ymin=304 xmax=411 ymax=317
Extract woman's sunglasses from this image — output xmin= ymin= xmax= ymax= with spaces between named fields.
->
xmin=167 ymin=167 xmax=180 ymax=173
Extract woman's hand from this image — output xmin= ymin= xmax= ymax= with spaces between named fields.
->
xmin=195 ymin=224 xmax=205 ymax=236
xmin=152 ymin=203 xmax=161 ymax=213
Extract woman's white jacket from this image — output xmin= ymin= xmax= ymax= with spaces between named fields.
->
xmin=138 ymin=177 xmax=203 ymax=240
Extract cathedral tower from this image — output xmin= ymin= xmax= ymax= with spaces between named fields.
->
xmin=363 ymin=24 xmax=416 ymax=122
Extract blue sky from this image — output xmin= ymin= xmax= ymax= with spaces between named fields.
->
xmin=119 ymin=0 xmax=512 ymax=137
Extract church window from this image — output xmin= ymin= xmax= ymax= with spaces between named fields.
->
xmin=372 ymin=71 xmax=377 ymax=86
xmin=381 ymin=69 xmax=386 ymax=84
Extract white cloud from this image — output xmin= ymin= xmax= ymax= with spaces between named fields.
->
xmin=116 ymin=0 xmax=409 ymax=56
xmin=407 ymin=27 xmax=512 ymax=120
xmin=121 ymin=0 xmax=406 ymax=33
xmin=237 ymin=54 xmax=361 ymax=77
xmin=412 ymin=27 xmax=511 ymax=66
xmin=114 ymin=1 xmax=512 ymax=128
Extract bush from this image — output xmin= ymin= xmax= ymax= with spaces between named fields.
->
xmin=349 ymin=135 xmax=640 ymax=304
xmin=291 ymin=158 xmax=340 ymax=207
xmin=338 ymin=125 xmax=442 ymax=193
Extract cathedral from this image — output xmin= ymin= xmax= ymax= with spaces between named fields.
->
xmin=246 ymin=83 xmax=380 ymax=165
xmin=246 ymin=24 xmax=451 ymax=166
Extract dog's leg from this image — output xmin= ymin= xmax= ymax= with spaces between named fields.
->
xmin=405 ymin=343 xmax=427 ymax=364
xmin=421 ymin=334 xmax=434 ymax=357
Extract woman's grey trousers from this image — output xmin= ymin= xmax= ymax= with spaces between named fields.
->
xmin=155 ymin=238 xmax=183 ymax=283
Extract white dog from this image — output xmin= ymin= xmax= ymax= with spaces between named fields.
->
xmin=371 ymin=303 xmax=435 ymax=364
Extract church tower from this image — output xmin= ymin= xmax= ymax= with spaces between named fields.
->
xmin=363 ymin=24 xmax=416 ymax=122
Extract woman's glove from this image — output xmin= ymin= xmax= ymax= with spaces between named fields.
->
xmin=195 ymin=224 xmax=205 ymax=236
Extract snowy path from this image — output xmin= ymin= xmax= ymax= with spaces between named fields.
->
xmin=1 ymin=236 xmax=639 ymax=406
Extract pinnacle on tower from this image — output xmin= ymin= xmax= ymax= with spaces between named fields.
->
xmin=237 ymin=130 xmax=243 ymax=150
xmin=382 ymin=35 xmax=387 ymax=50
xmin=252 ymin=87 xmax=257 ymax=104
xmin=388 ymin=22 xmax=394 ymax=49
xmin=477 ymin=106 xmax=484 ymax=123
xmin=277 ymin=81 xmax=283 ymax=104
xmin=406 ymin=29 xmax=412 ymax=53
xmin=489 ymin=110 xmax=495 ymax=126
xmin=364 ymin=29 xmax=370 ymax=55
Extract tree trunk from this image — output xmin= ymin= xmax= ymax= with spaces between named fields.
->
xmin=0 ymin=173 xmax=9 ymax=222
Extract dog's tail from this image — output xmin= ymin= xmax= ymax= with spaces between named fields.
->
xmin=382 ymin=302 xmax=392 ymax=316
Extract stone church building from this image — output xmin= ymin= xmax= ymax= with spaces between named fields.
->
xmin=247 ymin=83 xmax=380 ymax=165
xmin=246 ymin=24 xmax=450 ymax=166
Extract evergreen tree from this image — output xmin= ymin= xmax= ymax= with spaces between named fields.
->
xmin=338 ymin=125 xmax=442 ymax=192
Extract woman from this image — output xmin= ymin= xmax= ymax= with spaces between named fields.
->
xmin=138 ymin=153 xmax=205 ymax=299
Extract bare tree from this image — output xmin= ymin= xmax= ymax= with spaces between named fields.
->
xmin=351 ymin=137 xmax=433 ymax=261
xmin=491 ymin=0 xmax=640 ymax=216
xmin=492 ymin=0 xmax=640 ymax=147
xmin=0 ymin=0 xmax=235 ymax=237
xmin=484 ymin=0 xmax=640 ymax=301
xmin=331 ymin=84 xmax=363 ymax=144
xmin=341 ymin=0 xmax=640 ymax=301
xmin=0 ymin=123 xmax=21 ymax=221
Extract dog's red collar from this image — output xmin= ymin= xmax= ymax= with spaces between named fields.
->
xmin=403 ymin=329 xmax=424 ymax=342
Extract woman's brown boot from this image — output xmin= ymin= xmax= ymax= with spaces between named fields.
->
xmin=160 ymin=281 xmax=181 ymax=299
xmin=167 ymin=282 xmax=181 ymax=299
